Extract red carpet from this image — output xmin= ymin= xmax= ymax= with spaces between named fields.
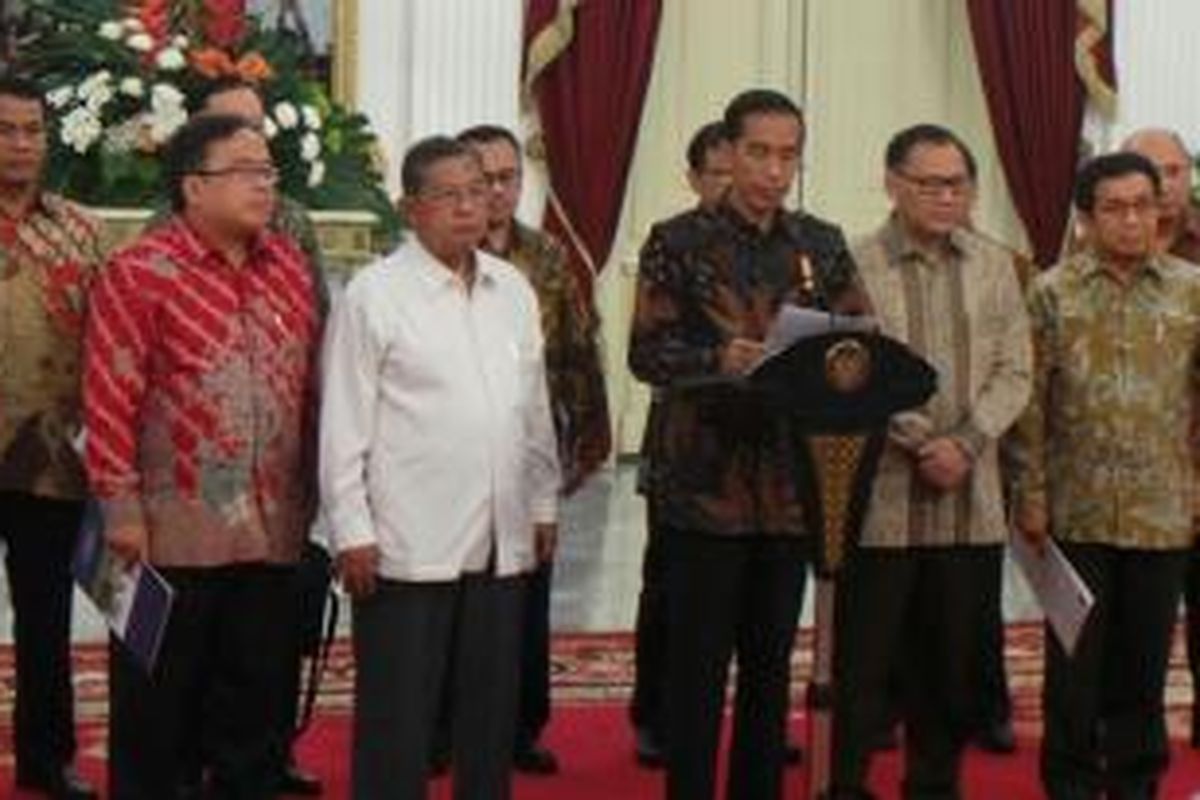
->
xmin=4 ymin=625 xmax=1200 ymax=798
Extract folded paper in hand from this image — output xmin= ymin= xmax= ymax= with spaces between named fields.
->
xmin=72 ymin=500 xmax=174 ymax=673
xmin=1011 ymin=532 xmax=1094 ymax=656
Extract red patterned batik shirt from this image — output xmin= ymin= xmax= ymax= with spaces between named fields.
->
xmin=84 ymin=217 xmax=320 ymax=567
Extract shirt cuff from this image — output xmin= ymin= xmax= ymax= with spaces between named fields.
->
xmin=326 ymin=506 xmax=379 ymax=553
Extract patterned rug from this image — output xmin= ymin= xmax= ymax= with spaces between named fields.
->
xmin=1 ymin=622 xmax=1194 ymax=734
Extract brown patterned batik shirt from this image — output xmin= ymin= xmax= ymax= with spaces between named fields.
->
xmin=629 ymin=203 xmax=863 ymax=537
xmin=0 ymin=193 xmax=103 ymax=500
xmin=492 ymin=221 xmax=610 ymax=494
xmin=1014 ymin=250 xmax=1200 ymax=550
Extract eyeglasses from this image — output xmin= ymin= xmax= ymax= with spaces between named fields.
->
xmin=895 ymin=170 xmax=973 ymax=198
xmin=482 ymin=168 xmax=521 ymax=189
xmin=418 ymin=182 xmax=489 ymax=207
xmin=192 ymin=164 xmax=279 ymax=186
xmin=1093 ymin=198 xmax=1157 ymax=219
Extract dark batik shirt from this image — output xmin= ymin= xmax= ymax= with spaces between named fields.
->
xmin=628 ymin=203 xmax=863 ymax=536
xmin=491 ymin=221 xmax=609 ymax=494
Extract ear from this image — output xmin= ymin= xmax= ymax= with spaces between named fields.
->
xmin=884 ymin=170 xmax=901 ymax=204
xmin=181 ymin=173 xmax=204 ymax=209
xmin=686 ymin=169 xmax=702 ymax=196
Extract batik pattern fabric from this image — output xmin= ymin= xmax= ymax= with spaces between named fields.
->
xmin=84 ymin=217 xmax=321 ymax=566
xmin=0 ymin=193 xmax=103 ymax=499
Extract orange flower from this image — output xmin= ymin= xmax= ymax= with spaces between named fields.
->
xmin=234 ymin=52 xmax=273 ymax=82
xmin=190 ymin=46 xmax=236 ymax=79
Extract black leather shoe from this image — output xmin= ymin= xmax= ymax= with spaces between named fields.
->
xmin=17 ymin=764 xmax=98 ymax=800
xmin=634 ymin=727 xmax=665 ymax=768
xmin=513 ymin=742 xmax=559 ymax=775
xmin=785 ymin=741 xmax=804 ymax=766
xmin=275 ymin=763 xmax=323 ymax=796
xmin=974 ymin=719 xmax=1016 ymax=754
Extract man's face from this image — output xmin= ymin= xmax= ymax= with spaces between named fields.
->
xmin=0 ymin=94 xmax=47 ymax=189
xmin=885 ymin=142 xmax=975 ymax=240
xmin=404 ymin=155 xmax=489 ymax=261
xmin=185 ymin=128 xmax=277 ymax=238
xmin=470 ymin=138 xmax=522 ymax=229
xmin=1126 ymin=133 xmax=1192 ymax=221
xmin=202 ymin=87 xmax=266 ymax=129
xmin=688 ymin=142 xmax=733 ymax=210
xmin=728 ymin=112 xmax=802 ymax=220
xmin=1083 ymin=172 xmax=1160 ymax=262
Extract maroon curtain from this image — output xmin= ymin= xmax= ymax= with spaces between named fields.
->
xmin=967 ymin=0 xmax=1085 ymax=266
xmin=524 ymin=0 xmax=663 ymax=293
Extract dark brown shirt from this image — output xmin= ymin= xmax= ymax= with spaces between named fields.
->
xmin=628 ymin=203 xmax=862 ymax=536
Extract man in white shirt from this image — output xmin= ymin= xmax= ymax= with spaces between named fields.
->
xmin=319 ymin=135 xmax=560 ymax=799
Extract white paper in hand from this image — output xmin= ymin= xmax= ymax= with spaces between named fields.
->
xmin=1011 ymin=532 xmax=1095 ymax=656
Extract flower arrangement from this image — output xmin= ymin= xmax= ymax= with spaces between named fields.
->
xmin=16 ymin=0 xmax=399 ymax=240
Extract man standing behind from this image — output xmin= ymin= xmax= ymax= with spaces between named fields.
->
xmin=831 ymin=124 xmax=1031 ymax=799
xmin=629 ymin=120 xmax=731 ymax=767
xmin=629 ymin=89 xmax=863 ymax=800
xmin=1016 ymin=152 xmax=1200 ymax=800
xmin=456 ymin=123 xmax=607 ymax=774
xmin=320 ymin=136 xmax=560 ymax=799
xmin=1122 ymin=128 xmax=1200 ymax=263
xmin=84 ymin=114 xmax=321 ymax=798
xmin=0 ymin=74 xmax=101 ymax=800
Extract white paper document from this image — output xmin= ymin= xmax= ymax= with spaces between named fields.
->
xmin=1010 ymin=533 xmax=1095 ymax=656
xmin=758 ymin=305 xmax=876 ymax=364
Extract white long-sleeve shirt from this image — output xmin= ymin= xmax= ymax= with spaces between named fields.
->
xmin=319 ymin=238 xmax=560 ymax=581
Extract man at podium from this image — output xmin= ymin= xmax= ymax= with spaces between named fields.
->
xmin=628 ymin=88 xmax=864 ymax=800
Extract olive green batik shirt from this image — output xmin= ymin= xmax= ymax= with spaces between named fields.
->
xmin=1014 ymin=249 xmax=1200 ymax=550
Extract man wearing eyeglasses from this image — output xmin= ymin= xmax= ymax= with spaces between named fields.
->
xmin=320 ymin=136 xmax=560 ymax=799
xmin=828 ymin=124 xmax=1032 ymax=799
xmin=450 ymin=124 xmax=608 ymax=776
xmin=1015 ymin=152 xmax=1200 ymax=800
xmin=84 ymin=114 xmax=322 ymax=798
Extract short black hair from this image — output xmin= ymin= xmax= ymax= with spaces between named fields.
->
xmin=0 ymin=73 xmax=47 ymax=114
xmin=401 ymin=135 xmax=478 ymax=196
xmin=457 ymin=124 xmax=521 ymax=156
xmin=885 ymin=124 xmax=978 ymax=181
xmin=162 ymin=113 xmax=260 ymax=211
xmin=1074 ymin=151 xmax=1162 ymax=213
xmin=722 ymin=89 xmax=803 ymax=142
xmin=189 ymin=77 xmax=261 ymax=115
xmin=686 ymin=121 xmax=729 ymax=172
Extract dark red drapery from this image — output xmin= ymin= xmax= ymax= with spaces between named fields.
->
xmin=523 ymin=0 xmax=663 ymax=291
xmin=967 ymin=0 xmax=1086 ymax=266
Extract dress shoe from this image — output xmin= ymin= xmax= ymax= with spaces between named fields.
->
xmin=428 ymin=749 xmax=451 ymax=777
xmin=16 ymin=764 xmax=97 ymax=800
xmin=634 ymin=727 xmax=665 ymax=768
xmin=513 ymin=741 xmax=559 ymax=775
xmin=785 ymin=741 xmax=804 ymax=766
xmin=275 ymin=763 xmax=323 ymax=796
xmin=974 ymin=718 xmax=1016 ymax=754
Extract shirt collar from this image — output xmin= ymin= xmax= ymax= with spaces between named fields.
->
xmin=880 ymin=213 xmax=967 ymax=266
xmin=1078 ymin=247 xmax=1167 ymax=284
xmin=409 ymin=236 xmax=497 ymax=294
xmin=172 ymin=215 xmax=273 ymax=271
xmin=715 ymin=200 xmax=799 ymax=245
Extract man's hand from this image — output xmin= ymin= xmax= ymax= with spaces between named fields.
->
xmin=1015 ymin=504 xmax=1049 ymax=556
xmin=718 ymin=338 xmax=765 ymax=377
xmin=916 ymin=437 xmax=973 ymax=491
xmin=534 ymin=523 xmax=558 ymax=563
xmin=337 ymin=544 xmax=380 ymax=599
xmin=106 ymin=522 xmax=148 ymax=566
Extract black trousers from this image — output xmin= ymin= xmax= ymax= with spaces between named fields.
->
xmin=1183 ymin=544 xmax=1200 ymax=727
xmin=1041 ymin=543 xmax=1187 ymax=800
xmin=0 ymin=491 xmax=82 ymax=785
xmin=831 ymin=545 xmax=999 ymax=800
xmin=351 ymin=573 xmax=525 ymax=800
xmin=109 ymin=563 xmax=294 ymax=800
xmin=516 ymin=560 xmax=553 ymax=748
xmin=630 ymin=504 xmax=668 ymax=738
xmin=663 ymin=529 xmax=808 ymax=800
xmin=978 ymin=546 xmax=1012 ymax=728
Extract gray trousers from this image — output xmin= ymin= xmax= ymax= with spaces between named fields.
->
xmin=351 ymin=572 xmax=526 ymax=800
